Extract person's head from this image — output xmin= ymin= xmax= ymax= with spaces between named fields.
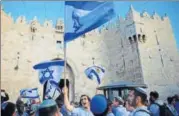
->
xmin=112 ymin=96 xmax=124 ymax=107
xmin=79 ymin=94 xmax=91 ymax=109
xmin=16 ymin=98 xmax=25 ymax=115
xmin=38 ymin=99 xmax=60 ymax=116
xmin=149 ymin=91 xmax=159 ymax=103
xmin=127 ymin=88 xmax=147 ymax=108
xmin=1 ymin=89 xmax=9 ymax=103
xmin=125 ymin=100 xmax=135 ymax=112
xmin=1 ymin=102 xmax=16 ymax=116
xmin=55 ymin=94 xmax=64 ymax=110
xmin=174 ymin=94 xmax=179 ymax=101
xmin=167 ymin=96 xmax=176 ymax=105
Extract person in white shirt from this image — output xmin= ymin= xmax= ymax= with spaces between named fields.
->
xmin=127 ymin=87 xmax=151 ymax=116
xmin=112 ymin=96 xmax=128 ymax=116
xmin=63 ymin=86 xmax=94 ymax=116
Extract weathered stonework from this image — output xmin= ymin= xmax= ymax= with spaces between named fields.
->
xmin=1 ymin=5 xmax=179 ymax=102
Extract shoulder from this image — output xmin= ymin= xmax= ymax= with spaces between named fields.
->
xmin=116 ymin=106 xmax=125 ymax=111
xmin=134 ymin=107 xmax=151 ymax=116
xmin=150 ymin=103 xmax=160 ymax=109
xmin=72 ymin=107 xmax=81 ymax=113
xmin=107 ymin=112 xmax=115 ymax=116
xmin=134 ymin=111 xmax=151 ymax=116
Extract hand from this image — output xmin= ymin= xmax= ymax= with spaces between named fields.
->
xmin=62 ymin=86 xmax=68 ymax=95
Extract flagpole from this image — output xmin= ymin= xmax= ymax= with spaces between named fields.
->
xmin=64 ymin=1 xmax=67 ymax=88
xmin=64 ymin=43 xmax=67 ymax=88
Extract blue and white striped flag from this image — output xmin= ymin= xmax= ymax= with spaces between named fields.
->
xmin=45 ymin=79 xmax=61 ymax=100
xmin=33 ymin=60 xmax=64 ymax=84
xmin=85 ymin=66 xmax=105 ymax=84
xmin=64 ymin=1 xmax=115 ymax=42
xmin=20 ymin=88 xmax=39 ymax=99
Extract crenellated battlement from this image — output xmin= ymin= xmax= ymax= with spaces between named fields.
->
xmin=1 ymin=5 xmax=170 ymax=36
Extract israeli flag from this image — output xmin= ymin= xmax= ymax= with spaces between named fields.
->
xmin=85 ymin=66 xmax=105 ymax=84
xmin=20 ymin=88 xmax=39 ymax=98
xmin=45 ymin=79 xmax=61 ymax=100
xmin=33 ymin=60 xmax=64 ymax=84
xmin=64 ymin=1 xmax=115 ymax=42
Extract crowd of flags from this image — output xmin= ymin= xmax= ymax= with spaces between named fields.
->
xmin=19 ymin=1 xmax=115 ymax=103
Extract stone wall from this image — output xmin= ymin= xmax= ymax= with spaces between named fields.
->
xmin=1 ymin=6 xmax=179 ymax=102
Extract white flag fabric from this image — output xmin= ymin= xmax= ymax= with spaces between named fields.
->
xmin=85 ymin=65 xmax=105 ymax=84
xmin=20 ymin=88 xmax=39 ymax=99
xmin=44 ymin=79 xmax=61 ymax=100
xmin=33 ymin=60 xmax=64 ymax=84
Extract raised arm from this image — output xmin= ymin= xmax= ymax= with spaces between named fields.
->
xmin=63 ymin=86 xmax=74 ymax=112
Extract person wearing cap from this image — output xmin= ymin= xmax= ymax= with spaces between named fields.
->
xmin=112 ymin=96 xmax=128 ymax=116
xmin=149 ymin=91 xmax=163 ymax=116
xmin=63 ymin=86 xmax=94 ymax=116
xmin=127 ymin=87 xmax=151 ymax=116
xmin=38 ymin=99 xmax=62 ymax=116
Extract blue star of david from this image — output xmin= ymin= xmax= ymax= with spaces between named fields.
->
xmin=41 ymin=68 xmax=54 ymax=81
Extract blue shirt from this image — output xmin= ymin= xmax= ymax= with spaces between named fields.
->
xmin=61 ymin=105 xmax=72 ymax=116
xmin=114 ymin=105 xmax=128 ymax=116
xmin=106 ymin=112 xmax=115 ymax=116
xmin=71 ymin=107 xmax=94 ymax=116
xmin=133 ymin=106 xmax=151 ymax=116
xmin=149 ymin=104 xmax=160 ymax=116
xmin=175 ymin=101 xmax=179 ymax=114
xmin=149 ymin=100 xmax=163 ymax=116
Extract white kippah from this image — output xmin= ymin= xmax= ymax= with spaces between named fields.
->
xmin=115 ymin=96 xmax=124 ymax=103
xmin=135 ymin=87 xmax=147 ymax=95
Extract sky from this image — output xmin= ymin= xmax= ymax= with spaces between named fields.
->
xmin=1 ymin=1 xmax=179 ymax=49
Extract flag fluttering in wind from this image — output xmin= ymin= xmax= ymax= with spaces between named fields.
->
xmin=20 ymin=88 xmax=39 ymax=99
xmin=85 ymin=66 xmax=105 ymax=84
xmin=44 ymin=79 xmax=61 ymax=100
xmin=64 ymin=1 xmax=115 ymax=42
xmin=33 ymin=60 xmax=64 ymax=84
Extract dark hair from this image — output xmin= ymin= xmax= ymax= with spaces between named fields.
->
xmin=150 ymin=91 xmax=159 ymax=99
xmin=107 ymin=99 xmax=113 ymax=111
xmin=174 ymin=94 xmax=179 ymax=101
xmin=167 ymin=96 xmax=175 ymax=104
xmin=16 ymin=98 xmax=25 ymax=115
xmin=79 ymin=94 xmax=91 ymax=106
xmin=55 ymin=93 xmax=64 ymax=109
xmin=1 ymin=102 xmax=16 ymax=116
xmin=134 ymin=90 xmax=147 ymax=104
xmin=1 ymin=90 xmax=9 ymax=103
xmin=39 ymin=105 xmax=58 ymax=116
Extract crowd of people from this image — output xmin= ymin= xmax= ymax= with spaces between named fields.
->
xmin=1 ymin=87 xmax=179 ymax=116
